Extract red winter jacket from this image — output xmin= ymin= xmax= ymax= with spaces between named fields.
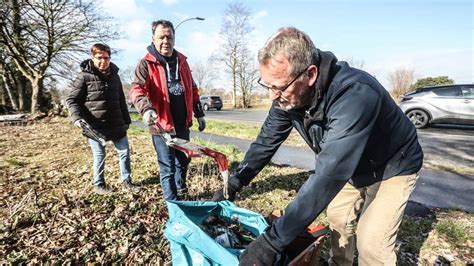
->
xmin=130 ymin=50 xmax=203 ymax=133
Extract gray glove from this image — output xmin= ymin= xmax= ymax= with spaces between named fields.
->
xmin=74 ymin=119 xmax=86 ymax=128
xmin=197 ymin=117 xmax=206 ymax=131
xmin=211 ymin=175 xmax=242 ymax=201
xmin=143 ymin=109 xmax=157 ymax=125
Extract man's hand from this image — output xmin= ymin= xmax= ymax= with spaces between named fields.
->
xmin=143 ymin=109 xmax=157 ymax=125
xmin=239 ymin=233 xmax=278 ymax=266
xmin=74 ymin=119 xmax=86 ymax=128
xmin=197 ymin=117 xmax=206 ymax=131
xmin=211 ymin=174 xmax=242 ymax=201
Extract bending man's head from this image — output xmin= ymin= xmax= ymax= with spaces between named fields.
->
xmin=257 ymin=27 xmax=319 ymax=110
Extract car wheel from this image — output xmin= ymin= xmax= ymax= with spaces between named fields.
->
xmin=217 ymin=107 xmax=222 ymax=111
xmin=407 ymin=109 xmax=429 ymax=128
xmin=203 ymin=104 xmax=209 ymax=111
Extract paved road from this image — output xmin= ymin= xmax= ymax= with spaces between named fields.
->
xmin=204 ymin=110 xmax=474 ymax=167
xmin=199 ymin=109 xmax=474 ymax=212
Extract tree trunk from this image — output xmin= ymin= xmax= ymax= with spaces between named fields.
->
xmin=1 ymin=71 xmax=19 ymax=110
xmin=232 ymin=66 xmax=237 ymax=108
xmin=16 ymin=72 xmax=26 ymax=111
xmin=30 ymin=77 xmax=44 ymax=113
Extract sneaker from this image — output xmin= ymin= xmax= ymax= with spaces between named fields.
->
xmin=122 ymin=179 xmax=141 ymax=192
xmin=94 ymin=184 xmax=112 ymax=195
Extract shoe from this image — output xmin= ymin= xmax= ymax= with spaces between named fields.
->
xmin=122 ymin=179 xmax=140 ymax=192
xmin=177 ymin=188 xmax=188 ymax=200
xmin=94 ymin=184 xmax=112 ymax=195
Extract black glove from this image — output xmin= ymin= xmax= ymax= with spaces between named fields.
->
xmin=211 ymin=175 xmax=242 ymax=201
xmin=239 ymin=232 xmax=279 ymax=266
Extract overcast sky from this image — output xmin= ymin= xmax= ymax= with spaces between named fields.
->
xmin=99 ymin=0 xmax=473 ymax=89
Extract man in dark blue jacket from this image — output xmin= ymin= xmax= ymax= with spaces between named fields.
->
xmin=213 ymin=27 xmax=423 ymax=265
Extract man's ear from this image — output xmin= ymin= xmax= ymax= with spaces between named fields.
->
xmin=307 ymin=65 xmax=318 ymax=86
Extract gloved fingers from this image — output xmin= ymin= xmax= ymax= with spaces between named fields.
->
xmin=143 ymin=110 xmax=157 ymax=125
xmin=198 ymin=117 xmax=206 ymax=131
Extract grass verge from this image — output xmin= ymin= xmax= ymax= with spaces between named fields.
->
xmin=2 ymin=117 xmax=470 ymax=264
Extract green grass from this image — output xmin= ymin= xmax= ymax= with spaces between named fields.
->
xmin=191 ymin=119 xmax=262 ymax=140
xmin=4 ymin=158 xmax=27 ymax=167
xmin=435 ymin=220 xmax=470 ymax=246
xmin=129 ymin=112 xmax=141 ymax=122
xmin=191 ymin=118 xmax=307 ymax=147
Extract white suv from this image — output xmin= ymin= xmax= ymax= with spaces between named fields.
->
xmin=398 ymin=84 xmax=474 ymax=128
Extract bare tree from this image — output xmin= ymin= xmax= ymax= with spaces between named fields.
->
xmin=0 ymin=0 xmax=119 ymax=113
xmin=238 ymin=47 xmax=258 ymax=108
xmin=191 ymin=60 xmax=216 ymax=95
xmin=388 ymin=67 xmax=416 ymax=99
xmin=215 ymin=1 xmax=253 ymax=108
xmin=344 ymin=56 xmax=365 ymax=70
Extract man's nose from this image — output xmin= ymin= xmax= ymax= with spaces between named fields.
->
xmin=269 ymin=89 xmax=281 ymax=101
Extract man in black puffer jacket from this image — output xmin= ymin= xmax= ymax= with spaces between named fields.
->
xmin=67 ymin=43 xmax=139 ymax=194
xmin=212 ymin=27 xmax=423 ymax=265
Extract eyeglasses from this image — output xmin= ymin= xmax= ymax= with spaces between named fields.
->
xmin=94 ymin=56 xmax=111 ymax=61
xmin=257 ymin=66 xmax=309 ymax=92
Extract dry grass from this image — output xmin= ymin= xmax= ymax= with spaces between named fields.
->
xmin=0 ymin=117 xmax=472 ymax=264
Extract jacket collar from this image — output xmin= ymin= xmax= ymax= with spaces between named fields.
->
xmin=80 ymin=59 xmax=119 ymax=77
xmin=303 ymin=49 xmax=340 ymax=130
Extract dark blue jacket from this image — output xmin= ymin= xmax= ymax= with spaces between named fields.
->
xmin=234 ymin=53 xmax=423 ymax=251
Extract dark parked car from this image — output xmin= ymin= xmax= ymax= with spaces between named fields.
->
xmin=398 ymin=84 xmax=474 ymax=128
xmin=200 ymin=95 xmax=223 ymax=111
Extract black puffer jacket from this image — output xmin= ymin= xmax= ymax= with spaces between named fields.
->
xmin=66 ymin=59 xmax=131 ymax=141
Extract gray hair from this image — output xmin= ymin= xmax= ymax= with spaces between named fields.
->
xmin=258 ymin=27 xmax=319 ymax=77
xmin=151 ymin=20 xmax=175 ymax=34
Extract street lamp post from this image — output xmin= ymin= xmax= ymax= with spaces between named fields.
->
xmin=175 ymin=17 xmax=205 ymax=30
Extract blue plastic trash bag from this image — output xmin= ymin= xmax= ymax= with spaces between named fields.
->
xmin=163 ymin=200 xmax=269 ymax=265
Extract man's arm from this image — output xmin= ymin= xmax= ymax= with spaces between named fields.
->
xmin=66 ymin=74 xmax=86 ymax=123
xmin=129 ymin=59 xmax=154 ymax=115
xmin=191 ymin=78 xmax=205 ymax=118
xmin=118 ymin=78 xmax=132 ymax=125
xmin=267 ymin=83 xmax=382 ymax=251
xmin=235 ymin=101 xmax=294 ymax=185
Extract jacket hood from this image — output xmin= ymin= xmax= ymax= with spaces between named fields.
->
xmin=145 ymin=43 xmax=187 ymax=64
xmin=80 ymin=59 xmax=119 ymax=76
xmin=303 ymin=49 xmax=340 ymax=130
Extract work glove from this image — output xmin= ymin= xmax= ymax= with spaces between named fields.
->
xmin=211 ymin=174 xmax=242 ymax=201
xmin=143 ymin=109 xmax=157 ymax=125
xmin=239 ymin=232 xmax=279 ymax=266
xmin=74 ymin=119 xmax=86 ymax=128
xmin=197 ymin=116 xmax=206 ymax=131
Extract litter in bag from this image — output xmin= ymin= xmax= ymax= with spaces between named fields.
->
xmin=163 ymin=200 xmax=269 ymax=265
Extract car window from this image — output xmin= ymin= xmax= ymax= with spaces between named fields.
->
xmin=461 ymin=86 xmax=474 ymax=99
xmin=210 ymin=97 xmax=221 ymax=100
xmin=432 ymin=87 xmax=461 ymax=97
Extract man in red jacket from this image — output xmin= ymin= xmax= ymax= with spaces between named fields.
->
xmin=130 ymin=20 xmax=206 ymax=200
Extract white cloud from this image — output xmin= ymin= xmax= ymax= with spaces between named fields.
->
xmin=177 ymin=31 xmax=220 ymax=63
xmin=366 ymin=48 xmax=473 ymax=89
xmin=254 ymin=10 xmax=268 ymax=20
xmin=162 ymin=0 xmax=178 ymax=5
xmin=99 ymin=0 xmax=142 ymax=19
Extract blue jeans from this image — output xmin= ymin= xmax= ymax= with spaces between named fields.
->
xmin=152 ymin=128 xmax=191 ymax=200
xmin=88 ymin=136 xmax=131 ymax=186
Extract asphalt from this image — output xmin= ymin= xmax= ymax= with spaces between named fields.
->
xmin=190 ymin=131 xmax=474 ymax=214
